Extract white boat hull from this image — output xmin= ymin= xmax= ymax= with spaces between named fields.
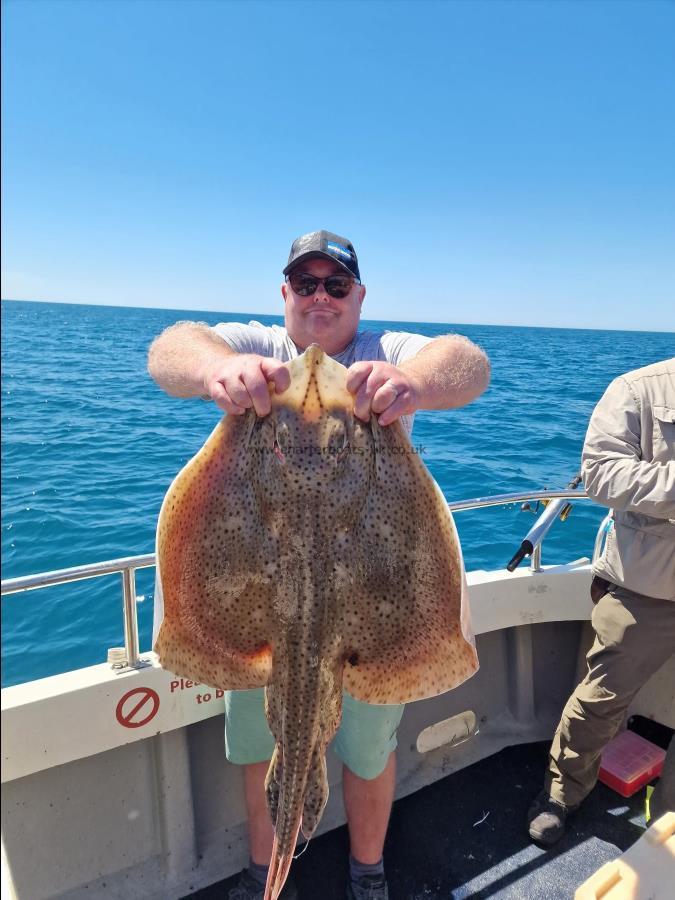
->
xmin=2 ymin=562 xmax=673 ymax=899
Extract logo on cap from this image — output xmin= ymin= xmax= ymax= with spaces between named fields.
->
xmin=326 ymin=241 xmax=353 ymax=261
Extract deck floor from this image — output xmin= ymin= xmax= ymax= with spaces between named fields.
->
xmin=186 ymin=740 xmax=653 ymax=899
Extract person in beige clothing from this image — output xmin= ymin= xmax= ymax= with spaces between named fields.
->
xmin=529 ymin=358 xmax=675 ymax=845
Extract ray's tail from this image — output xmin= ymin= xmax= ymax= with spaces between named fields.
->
xmin=263 ymin=744 xmax=306 ymax=900
xmin=263 ymin=740 xmax=330 ymax=900
xmin=264 ymin=825 xmax=301 ymax=900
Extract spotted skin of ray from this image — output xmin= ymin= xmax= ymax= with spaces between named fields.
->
xmin=154 ymin=344 xmax=478 ymax=900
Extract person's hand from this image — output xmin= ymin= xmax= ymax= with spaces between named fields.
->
xmin=202 ymin=354 xmax=290 ymax=416
xmin=346 ymin=361 xmax=421 ymax=426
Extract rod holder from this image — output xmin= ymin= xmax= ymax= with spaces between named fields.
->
xmin=507 ymin=496 xmax=571 ymax=571
xmin=121 ymin=567 xmax=140 ymax=668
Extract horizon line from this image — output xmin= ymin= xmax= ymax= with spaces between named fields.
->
xmin=2 ymin=295 xmax=674 ymax=337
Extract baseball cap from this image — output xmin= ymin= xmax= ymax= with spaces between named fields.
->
xmin=283 ymin=230 xmax=361 ymax=281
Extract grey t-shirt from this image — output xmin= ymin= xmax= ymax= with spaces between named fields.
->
xmin=212 ymin=320 xmax=434 ymax=435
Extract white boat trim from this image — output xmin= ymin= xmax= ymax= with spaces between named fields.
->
xmin=1 ymin=562 xmax=595 ymax=785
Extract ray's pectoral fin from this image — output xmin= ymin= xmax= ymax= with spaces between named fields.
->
xmin=154 ymin=609 xmax=273 ymax=691
xmin=153 ymin=411 xmax=278 ymax=691
xmin=340 ymin=419 xmax=479 ymax=705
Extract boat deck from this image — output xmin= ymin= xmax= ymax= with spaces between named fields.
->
xmin=186 ymin=733 xmax=663 ymax=900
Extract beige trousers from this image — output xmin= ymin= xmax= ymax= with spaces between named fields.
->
xmin=546 ymin=584 xmax=675 ymax=810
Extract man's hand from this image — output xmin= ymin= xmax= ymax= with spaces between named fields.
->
xmin=203 ymin=354 xmax=290 ymax=416
xmin=346 ymin=361 xmax=421 ymax=426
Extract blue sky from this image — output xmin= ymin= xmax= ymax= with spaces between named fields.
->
xmin=2 ymin=0 xmax=674 ymax=330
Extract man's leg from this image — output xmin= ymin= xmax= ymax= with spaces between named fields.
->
xmin=334 ymin=692 xmax=405 ymax=897
xmin=241 ymin=746 xmax=399 ymax=867
xmin=227 ymin=688 xmax=403 ymax=896
xmin=529 ymin=585 xmax=675 ymax=844
xmin=225 ymin=689 xmax=296 ymax=898
xmin=343 ymin=752 xmax=397 ymax=864
xmin=243 ymin=761 xmax=275 ymax=865
xmin=234 ymin=764 xmax=301 ymax=899
xmin=239 ymin=696 xmax=401 ymax=867
xmin=547 ymin=586 xmax=675 ymax=808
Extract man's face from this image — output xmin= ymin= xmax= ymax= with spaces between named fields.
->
xmin=281 ymin=257 xmax=366 ymax=356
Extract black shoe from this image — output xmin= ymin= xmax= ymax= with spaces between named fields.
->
xmin=527 ymin=790 xmax=571 ymax=846
xmin=228 ymin=868 xmax=298 ymax=900
xmin=346 ymin=874 xmax=389 ymax=900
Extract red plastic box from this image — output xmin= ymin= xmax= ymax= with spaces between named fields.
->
xmin=598 ymin=730 xmax=666 ymax=798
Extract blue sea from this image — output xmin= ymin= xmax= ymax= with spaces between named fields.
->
xmin=1 ymin=299 xmax=672 ymax=688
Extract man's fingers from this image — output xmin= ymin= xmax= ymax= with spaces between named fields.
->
xmin=205 ymin=355 xmax=288 ymax=417
xmin=377 ymin=392 xmax=411 ymax=427
xmin=261 ymin=358 xmax=291 ymax=394
xmin=371 ymin=381 xmax=401 ymax=415
xmin=210 ymin=381 xmax=246 ymax=415
xmin=225 ymin=378 xmax=256 ymax=410
xmin=353 ymin=385 xmax=374 ymax=421
xmin=346 ymin=361 xmax=374 ymax=395
xmin=210 ymin=357 xmax=410 ymax=422
xmin=355 ymin=375 xmax=402 ymax=420
xmin=242 ymin=358 xmax=292 ymax=415
xmin=230 ymin=358 xmax=290 ymax=417
xmin=241 ymin=369 xmax=272 ymax=417
xmin=353 ymin=370 xmax=389 ymax=421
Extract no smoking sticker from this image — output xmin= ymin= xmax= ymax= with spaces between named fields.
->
xmin=116 ymin=687 xmax=160 ymax=728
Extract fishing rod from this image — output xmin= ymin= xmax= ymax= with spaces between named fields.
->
xmin=506 ymin=474 xmax=583 ymax=572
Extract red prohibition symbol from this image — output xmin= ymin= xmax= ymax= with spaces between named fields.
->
xmin=115 ymin=687 xmax=160 ymax=728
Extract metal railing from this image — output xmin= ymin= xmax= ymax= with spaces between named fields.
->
xmin=1 ymin=490 xmax=604 ymax=671
xmin=1 ymin=553 xmax=156 ymax=669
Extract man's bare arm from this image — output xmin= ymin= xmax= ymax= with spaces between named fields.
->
xmin=347 ymin=335 xmax=490 ymax=426
xmin=147 ymin=321 xmax=289 ymax=415
xmin=400 ymin=334 xmax=491 ymax=410
xmin=147 ymin=322 xmax=234 ymax=397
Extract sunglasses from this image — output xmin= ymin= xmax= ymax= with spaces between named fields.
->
xmin=286 ymin=272 xmax=357 ymax=299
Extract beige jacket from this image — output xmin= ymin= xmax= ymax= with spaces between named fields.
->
xmin=582 ymin=358 xmax=675 ymax=601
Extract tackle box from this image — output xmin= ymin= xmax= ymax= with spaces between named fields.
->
xmin=598 ymin=729 xmax=666 ymax=798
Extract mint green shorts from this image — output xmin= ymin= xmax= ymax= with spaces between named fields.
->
xmin=224 ymin=688 xmax=405 ymax=781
